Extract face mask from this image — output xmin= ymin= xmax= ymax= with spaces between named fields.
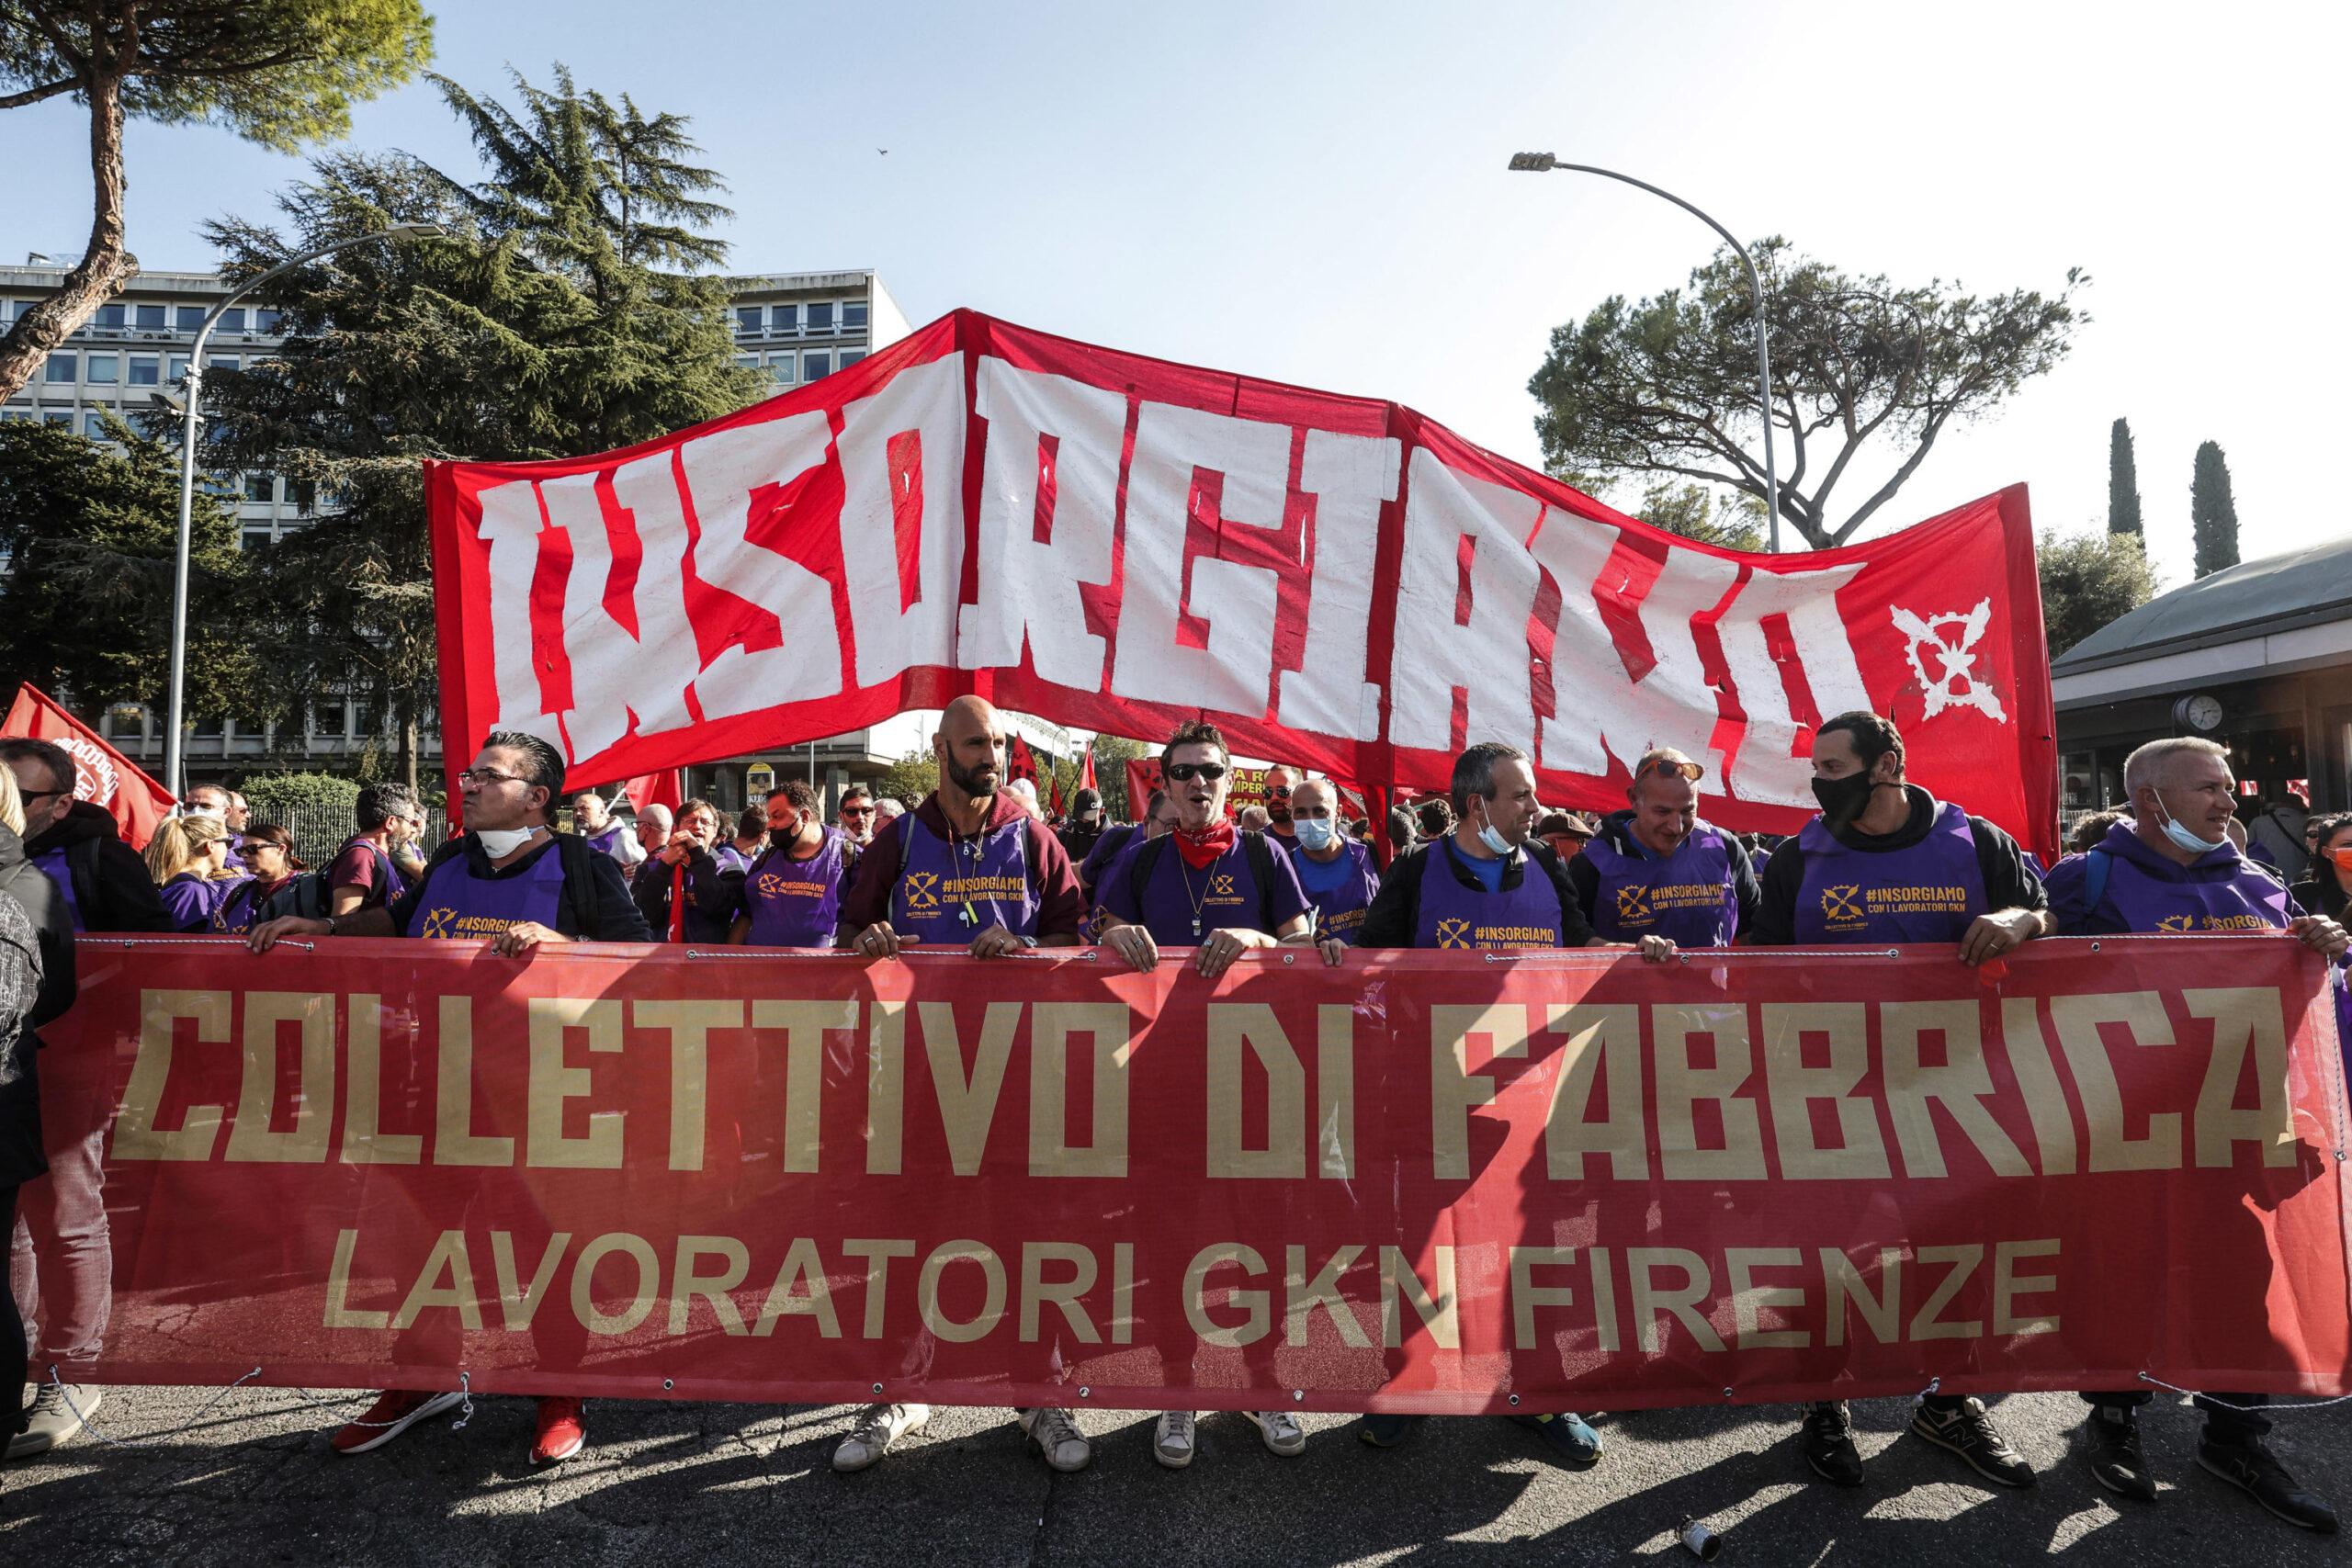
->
xmin=475 ymin=826 xmax=538 ymax=858
xmin=2151 ymin=794 xmax=2223 ymax=856
xmin=2328 ymin=847 xmax=2352 ymax=874
xmin=1810 ymin=772 xmax=1875 ymax=826
xmin=1294 ymin=818 xmax=1339 ymax=852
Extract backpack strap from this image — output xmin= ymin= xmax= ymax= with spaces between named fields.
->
xmin=2084 ymin=849 xmax=2111 ymax=914
xmin=1240 ymin=829 xmax=1279 ymax=933
xmin=1135 ymin=831 xmax=1170 ymax=914
xmin=552 ymin=831 xmax=603 ymax=938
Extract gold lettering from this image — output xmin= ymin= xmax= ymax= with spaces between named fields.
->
xmin=1821 ymin=1247 xmax=1903 ymax=1348
xmin=225 ymin=990 xmax=337 ymax=1164
xmin=670 ymin=1235 xmax=751 ymax=1336
xmin=1882 ymin=999 xmax=2029 ymax=1178
xmin=918 ymin=1001 xmax=1021 ymax=1175
xmin=1999 ymin=998 xmax=2077 ymax=1174
xmin=2051 ymin=992 xmax=2181 ymax=1172
xmin=342 ymin=996 xmax=420 ymax=1164
xmin=528 ymin=998 xmax=625 ymax=1169
xmin=1760 ymin=1002 xmax=1888 ymax=1180
xmin=1725 ymin=1247 xmax=1809 ymax=1348
xmin=866 ymin=998 xmax=906 ymax=1175
xmin=1183 ymin=1243 xmax=1270 ymax=1348
xmin=1285 ymin=1244 xmax=1372 ymax=1348
xmin=1430 ymin=1004 xmax=1529 ymax=1180
xmin=1317 ymin=1004 xmax=1356 ymax=1179
xmin=116 ymin=988 xmax=231 ymax=1161
xmin=434 ymin=997 xmax=514 ymax=1167
xmin=916 ymin=1240 xmax=1007 ymax=1344
xmin=1019 ymin=1242 xmax=1101 ymax=1344
xmin=1207 ymin=1003 xmax=1305 ymax=1179
xmin=2186 ymin=988 xmax=2296 ymax=1168
xmin=572 ymin=1233 xmax=661 ymax=1336
xmin=1113 ymin=1242 xmax=1136 ymax=1346
xmin=752 ymin=1237 xmax=842 ymax=1339
xmin=1379 ymin=1246 xmax=1457 ymax=1349
xmin=1029 ymin=1002 xmax=1131 ymax=1178
xmin=323 ymin=1228 xmax=390 ymax=1329
xmin=1993 ymin=1238 xmax=2061 ymax=1336
xmin=842 ymin=1239 xmax=916 ymax=1339
xmin=1509 ymin=1246 xmax=1576 ymax=1350
xmin=755 ymin=999 xmax=856 ymax=1174
xmin=1543 ymin=1003 xmax=1648 ymax=1179
xmin=634 ymin=999 xmax=743 ymax=1173
xmin=1654 ymin=1005 xmax=1764 ymax=1181
xmin=392 ymin=1230 xmax=482 ymax=1332
xmin=1908 ymin=1244 xmax=1984 ymax=1340
xmin=1628 ymin=1247 xmax=1724 ymax=1353
xmin=492 ymin=1231 xmax=571 ymax=1330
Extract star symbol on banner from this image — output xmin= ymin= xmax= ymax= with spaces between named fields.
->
xmin=1892 ymin=600 xmax=2007 ymax=722
xmin=1435 ymin=918 xmax=1473 ymax=949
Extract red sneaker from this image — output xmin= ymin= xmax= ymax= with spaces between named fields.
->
xmin=331 ymin=1389 xmax=463 ymax=1455
xmin=531 ymin=1396 xmax=586 ymax=1465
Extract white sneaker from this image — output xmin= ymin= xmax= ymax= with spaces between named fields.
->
xmin=1018 ymin=1406 xmax=1091 ymax=1472
xmin=1153 ymin=1410 xmax=1196 ymax=1469
xmin=1245 ymin=1408 xmax=1306 ymax=1457
xmin=831 ymin=1402 xmax=929 ymax=1472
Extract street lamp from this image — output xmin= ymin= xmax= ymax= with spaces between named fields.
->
xmin=162 ymin=221 xmax=446 ymax=800
xmin=1507 ymin=152 xmax=1781 ymax=552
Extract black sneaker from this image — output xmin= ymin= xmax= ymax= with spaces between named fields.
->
xmin=1801 ymin=1401 xmax=1864 ymax=1487
xmin=2085 ymin=1405 xmax=2156 ymax=1501
xmin=1910 ymin=1396 xmax=2036 ymax=1488
xmin=2199 ymin=1437 xmax=2338 ymax=1533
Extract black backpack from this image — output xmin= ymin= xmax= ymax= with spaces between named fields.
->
xmin=259 ymin=839 xmax=400 ymax=924
xmin=1131 ymin=829 xmax=1283 ymax=935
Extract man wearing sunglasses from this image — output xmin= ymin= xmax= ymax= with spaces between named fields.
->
xmin=250 ymin=730 xmax=650 ymax=1469
xmin=1349 ymin=739 xmax=1673 ymax=1467
xmin=831 ymin=694 xmax=1091 ymax=1477
xmin=1091 ymin=719 xmax=1329 ymax=1471
xmin=837 ymin=785 xmax=878 ymax=847
xmin=1567 ymin=749 xmax=1759 ymax=949
xmin=1747 ymin=709 xmax=2049 ymax=1492
xmin=1259 ymin=763 xmax=1302 ymax=852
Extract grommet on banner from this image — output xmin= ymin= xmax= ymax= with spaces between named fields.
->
xmin=871 ymin=1382 xmax=884 ymax=1395
xmin=662 ymin=1378 xmax=675 ymax=1392
xmin=1507 ymin=1393 xmax=1521 ymax=1406
xmin=1721 ymin=1386 xmax=1736 ymax=1404
xmin=1293 ymin=1390 xmax=1306 ymax=1403
xmin=1679 ymin=1517 xmax=1724 ymax=1561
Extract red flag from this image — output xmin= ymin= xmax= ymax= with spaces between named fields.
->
xmin=1008 ymin=733 xmax=1039 ymax=788
xmin=2 ymin=683 xmax=175 ymax=851
xmin=1078 ymin=749 xmax=1097 ymax=794
xmin=1049 ymin=771 xmax=1065 ymax=818
xmin=619 ymin=771 xmax=684 ymax=814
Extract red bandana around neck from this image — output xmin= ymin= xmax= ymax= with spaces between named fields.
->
xmin=1172 ymin=819 xmax=1236 ymax=870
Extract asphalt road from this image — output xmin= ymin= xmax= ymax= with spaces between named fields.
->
xmin=4 ymin=1385 xmax=2346 ymax=1564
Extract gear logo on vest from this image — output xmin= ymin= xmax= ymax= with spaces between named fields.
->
xmin=1434 ymin=917 xmax=1473 ymax=949
xmin=1614 ymin=886 xmax=1653 ymax=923
xmin=756 ymin=872 xmax=787 ymax=897
xmin=1820 ymin=885 xmax=1865 ymax=924
xmin=421 ymin=907 xmax=458 ymax=938
xmin=1892 ymin=600 xmax=2006 ymax=722
xmin=903 ymin=872 xmax=941 ymax=912
xmin=2157 ymin=913 xmax=2196 ymax=933
xmin=1211 ymin=874 xmax=1237 ymax=897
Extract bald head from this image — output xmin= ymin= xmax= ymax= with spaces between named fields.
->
xmin=935 ymin=696 xmax=1008 ymax=805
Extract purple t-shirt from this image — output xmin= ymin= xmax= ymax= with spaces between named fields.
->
xmin=1098 ymin=832 xmax=1309 ymax=943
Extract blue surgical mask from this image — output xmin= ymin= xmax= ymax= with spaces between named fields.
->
xmin=2154 ymin=795 xmax=2224 ymax=856
xmin=1476 ymin=820 xmax=1516 ymax=858
xmin=1294 ymin=818 xmax=1339 ymax=852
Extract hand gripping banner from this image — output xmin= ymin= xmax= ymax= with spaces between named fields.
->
xmin=424 ymin=312 xmax=2060 ymax=860
xmin=73 ymin=934 xmax=2351 ymax=1409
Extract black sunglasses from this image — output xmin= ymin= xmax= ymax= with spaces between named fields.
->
xmin=1165 ymin=762 xmax=1227 ymax=783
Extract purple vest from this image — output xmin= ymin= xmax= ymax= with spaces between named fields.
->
xmin=716 ymin=842 xmax=758 ymax=876
xmin=32 ymin=847 xmax=83 ymax=933
xmin=743 ymin=829 xmax=854 ymax=947
xmin=889 ymin=812 xmax=1037 ymax=942
xmin=410 ymin=840 xmax=568 ymax=939
xmin=211 ymin=877 xmax=280 ymax=936
xmin=2098 ymin=847 xmax=2295 ymax=934
xmin=583 ymin=822 xmax=632 ymax=858
xmin=161 ymin=873 xmax=231 ymax=932
xmin=1118 ymin=835 xmax=1283 ymax=943
xmin=1414 ymin=839 xmax=1566 ymax=950
xmin=1583 ymin=823 xmax=1739 ymax=947
xmin=1295 ymin=840 xmax=1380 ymax=946
xmin=1792 ymin=802 xmax=1987 ymax=944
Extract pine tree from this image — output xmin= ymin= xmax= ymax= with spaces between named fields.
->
xmin=198 ymin=70 xmax=760 ymax=787
xmin=2190 ymin=440 xmax=2241 ymax=579
xmin=2107 ymin=418 xmax=2142 ymax=536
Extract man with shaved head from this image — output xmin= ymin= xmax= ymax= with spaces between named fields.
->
xmin=831 ymin=694 xmax=1091 ymax=1475
xmin=1567 ymin=749 xmax=1758 ymax=948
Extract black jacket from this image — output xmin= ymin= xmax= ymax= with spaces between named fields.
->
xmin=0 ymin=821 xmax=77 ymax=1185
xmin=630 ymin=845 xmax=737 ymax=942
xmin=23 ymin=800 xmax=174 ymax=932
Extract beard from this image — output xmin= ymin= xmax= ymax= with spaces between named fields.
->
xmin=947 ymin=756 xmax=1000 ymax=801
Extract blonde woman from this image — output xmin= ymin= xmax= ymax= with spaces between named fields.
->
xmin=144 ymin=815 xmax=239 ymax=932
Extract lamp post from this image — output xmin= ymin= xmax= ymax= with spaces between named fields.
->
xmin=161 ymin=222 xmax=446 ymax=801
xmin=1507 ymin=153 xmax=1781 ymax=552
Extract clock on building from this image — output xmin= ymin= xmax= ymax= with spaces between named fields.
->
xmin=2172 ymin=694 xmax=2224 ymax=733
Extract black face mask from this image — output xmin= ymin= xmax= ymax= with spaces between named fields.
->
xmin=1810 ymin=771 xmax=1876 ymax=827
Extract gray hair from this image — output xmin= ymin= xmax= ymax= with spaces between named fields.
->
xmin=2122 ymin=738 xmax=2229 ymax=796
xmin=0 ymin=737 xmax=74 ymax=799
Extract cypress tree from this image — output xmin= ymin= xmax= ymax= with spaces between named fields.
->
xmin=2190 ymin=440 xmax=2241 ymax=579
xmin=2107 ymin=418 xmax=2142 ymax=536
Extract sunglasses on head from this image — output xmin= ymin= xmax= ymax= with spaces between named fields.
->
xmin=1644 ymin=758 xmax=1705 ymax=783
xmin=1165 ymin=762 xmax=1227 ymax=783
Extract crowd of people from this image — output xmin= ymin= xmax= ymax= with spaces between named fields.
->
xmin=0 ymin=710 xmax=2346 ymax=1536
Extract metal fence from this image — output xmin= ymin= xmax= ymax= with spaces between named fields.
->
xmin=246 ymin=801 xmax=455 ymax=870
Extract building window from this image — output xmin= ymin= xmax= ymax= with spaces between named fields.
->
xmin=350 ymin=704 xmax=374 ymax=738
xmin=43 ymin=353 xmax=74 ymax=383
xmin=176 ymin=306 xmax=206 ymax=332
xmin=771 ymin=302 xmax=799 ymax=332
xmin=0 ymin=410 xmax=30 ymax=423
xmin=168 ymin=355 xmax=190 ymax=384
xmin=94 ymin=302 xmax=125 ymax=328
xmin=843 ymin=301 xmax=869 ymax=329
xmin=243 ymin=471 xmax=275 ymax=502
xmin=128 ymin=354 xmax=159 ymax=386
xmin=768 ymin=354 xmax=795 ymax=384
xmin=40 ymin=411 xmax=71 ymax=426
xmin=85 ymin=410 xmax=114 ymax=439
xmin=840 ymin=350 xmax=865 ymax=369
xmin=209 ymin=355 xmax=240 ymax=371
xmin=85 ymin=353 xmax=119 ymax=384
xmin=134 ymin=303 xmax=165 ymax=330
xmin=311 ymin=702 xmax=345 ymax=737
xmin=733 ymin=355 xmax=759 ymax=372
xmin=807 ymin=301 xmax=835 ymax=333
xmin=240 ymin=525 xmax=274 ymax=551
xmin=191 ymin=716 xmax=225 ymax=739
xmin=218 ymin=307 xmax=246 ymax=333
xmin=255 ymin=308 xmax=281 ymax=333
xmin=804 ymin=352 xmax=832 ymax=381
xmin=737 ymin=306 xmax=764 ymax=332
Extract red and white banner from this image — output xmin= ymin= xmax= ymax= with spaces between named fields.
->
xmin=68 ymin=934 xmax=2350 ymax=1407
xmin=3 ymin=682 xmax=176 ymax=849
xmin=425 ymin=312 xmax=2058 ymax=859
xmin=1124 ymin=756 xmax=1366 ymax=824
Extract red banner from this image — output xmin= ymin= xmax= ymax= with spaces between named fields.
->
xmin=66 ymin=934 xmax=2350 ymax=1409
xmin=424 ymin=313 xmax=2059 ymax=860
xmin=4 ymin=682 xmax=177 ymax=850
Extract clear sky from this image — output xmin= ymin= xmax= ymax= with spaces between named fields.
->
xmin=6 ymin=0 xmax=2342 ymax=589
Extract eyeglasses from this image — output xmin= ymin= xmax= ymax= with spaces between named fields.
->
xmin=1165 ymin=762 xmax=1227 ymax=783
xmin=456 ymin=768 xmax=526 ymax=787
xmin=1643 ymin=758 xmax=1705 ymax=783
